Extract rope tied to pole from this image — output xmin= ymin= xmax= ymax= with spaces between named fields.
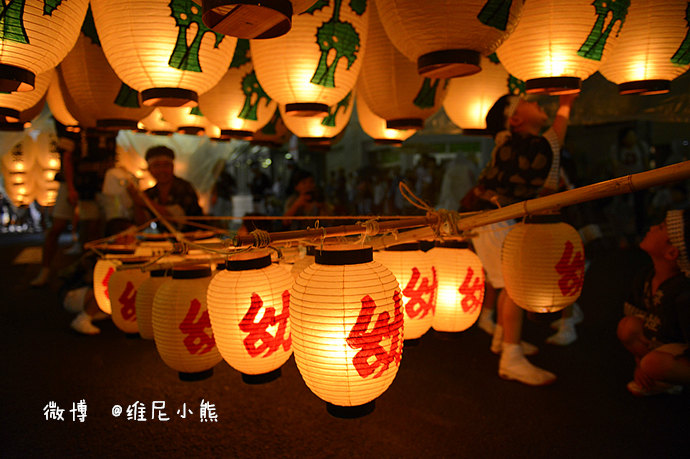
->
xmin=250 ymin=229 xmax=272 ymax=248
xmin=398 ymin=181 xmax=461 ymax=238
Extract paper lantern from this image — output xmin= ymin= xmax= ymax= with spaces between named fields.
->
xmin=374 ymin=243 xmax=437 ymax=341
xmin=1 ymin=142 xmax=32 ymax=174
xmin=375 ymin=0 xmax=523 ymax=78
xmin=250 ymin=108 xmax=290 ymax=147
xmin=443 ymin=55 xmax=510 ymax=134
xmin=135 ymin=268 xmax=172 ymax=340
xmin=46 ymin=78 xmax=80 ymax=129
xmin=90 ymin=0 xmax=237 ymax=107
xmin=430 ymin=241 xmax=485 ymax=333
xmin=290 ymin=246 xmax=315 ymax=279
xmin=496 ymin=0 xmax=629 ymax=94
xmin=279 ymin=91 xmax=354 ymax=143
xmin=138 ymin=109 xmax=176 ymax=136
xmin=0 ymin=96 xmax=47 ymax=131
xmin=158 ymin=106 xmax=208 ymax=135
xmin=92 ymin=247 xmax=137 ymax=314
xmin=0 ymin=68 xmax=53 ymax=123
xmin=599 ymin=0 xmax=690 ymax=95
xmin=201 ymin=0 xmax=319 ymax=39
xmin=0 ymin=0 xmax=88 ymax=92
xmin=291 ymin=246 xmax=403 ymax=417
xmin=357 ymin=2 xmax=447 ymax=131
xmin=108 ymin=258 xmax=151 ymax=335
xmin=152 ymin=264 xmax=222 ymax=380
xmin=250 ymin=0 xmax=369 ymax=116
xmin=356 ymin=92 xmax=415 ymax=146
xmin=502 ymin=217 xmax=585 ymax=313
xmin=207 ymin=251 xmax=293 ymax=382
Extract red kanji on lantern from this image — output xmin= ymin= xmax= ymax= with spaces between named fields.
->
xmin=555 ymin=240 xmax=585 ymax=296
xmin=103 ymin=266 xmax=115 ymax=300
xmin=239 ymin=290 xmax=291 ymax=358
xmin=346 ymin=290 xmax=403 ymax=379
xmin=118 ymin=281 xmax=137 ymax=321
xmin=459 ymin=266 xmax=483 ymax=314
xmin=179 ymin=299 xmax=215 ymax=355
xmin=402 ymin=266 xmax=438 ymax=319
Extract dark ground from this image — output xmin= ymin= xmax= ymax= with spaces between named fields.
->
xmin=1 ymin=232 xmax=688 ymax=458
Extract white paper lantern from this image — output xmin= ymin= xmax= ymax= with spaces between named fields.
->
xmin=46 ymin=77 xmax=80 ymax=129
xmin=135 ymin=268 xmax=172 ymax=340
xmin=0 ymin=68 xmax=53 ymax=123
xmin=279 ymin=91 xmax=354 ymax=142
xmin=158 ymin=106 xmax=208 ymax=135
xmin=356 ymin=92 xmax=415 ymax=146
xmin=108 ymin=258 xmax=151 ymax=335
xmin=92 ymin=248 xmax=137 ymax=314
xmin=137 ymin=109 xmax=176 ymax=136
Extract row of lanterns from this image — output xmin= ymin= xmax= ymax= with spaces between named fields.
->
xmin=90 ymin=219 xmax=584 ymax=415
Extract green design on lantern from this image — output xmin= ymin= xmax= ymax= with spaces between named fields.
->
xmin=321 ymin=91 xmax=351 ymax=127
xmin=43 ymin=0 xmax=62 ymax=15
xmin=413 ymin=78 xmax=441 ymax=109
xmin=577 ymin=0 xmax=629 ymax=61
xmin=305 ymin=0 xmax=329 ymax=14
xmin=81 ymin=7 xmax=100 ymax=46
xmin=168 ymin=0 xmax=224 ymax=73
xmin=260 ymin=109 xmax=279 ymax=135
xmin=488 ymin=53 xmax=500 ymax=64
xmin=508 ymin=75 xmax=526 ymax=95
xmin=1 ymin=0 xmax=29 ymax=44
xmin=229 ymin=39 xmax=250 ymax=69
xmin=349 ymin=0 xmax=366 ymax=15
xmin=190 ymin=106 xmax=203 ymax=116
xmin=239 ymin=70 xmax=271 ymax=121
xmin=671 ymin=3 xmax=690 ymax=66
xmin=114 ymin=83 xmax=141 ymax=108
xmin=477 ymin=0 xmax=513 ymax=31
xmin=310 ymin=0 xmax=362 ymax=88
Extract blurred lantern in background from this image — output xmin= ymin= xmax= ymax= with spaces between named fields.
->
xmin=431 ymin=241 xmax=485 ymax=333
xmin=291 ymin=246 xmax=403 ymax=418
xmin=497 ymin=0 xmax=629 ymax=94
xmin=207 ymin=250 xmax=293 ymax=383
xmin=46 ymin=78 xmax=80 ymax=131
xmin=136 ymin=268 xmax=172 ymax=340
xmin=374 ymin=243 xmax=437 ymax=342
xmin=280 ymin=91 xmax=354 ymax=144
xmin=599 ymin=0 xmax=690 ymax=95
xmin=138 ymin=109 xmax=176 ymax=136
xmin=153 ymin=264 xmax=222 ymax=380
xmin=356 ymin=92 xmax=415 ymax=146
xmin=158 ymin=106 xmax=208 ymax=136
xmin=502 ymin=216 xmax=585 ymax=313
xmin=251 ymin=0 xmax=369 ymax=116
xmin=0 ymin=68 xmax=54 ymax=123
xmin=90 ymin=0 xmax=237 ymax=107
xmin=250 ymin=108 xmax=290 ymax=148
xmin=0 ymin=97 xmax=47 ymax=131
xmin=375 ymin=0 xmax=523 ymax=78
xmin=108 ymin=258 xmax=150 ymax=335
xmin=0 ymin=0 xmax=88 ymax=92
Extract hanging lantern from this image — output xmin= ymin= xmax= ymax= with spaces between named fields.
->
xmin=290 ymin=246 xmax=316 ymax=279
xmin=250 ymin=108 xmax=291 ymax=147
xmin=280 ymin=91 xmax=354 ymax=143
xmin=207 ymin=250 xmax=293 ymax=383
xmin=201 ymin=0 xmax=318 ymax=39
xmin=374 ymin=243 xmax=437 ymax=342
xmin=497 ymin=0 xmax=629 ymax=94
xmin=356 ymin=92 xmax=415 ymax=146
xmin=502 ymin=216 xmax=585 ymax=313
xmin=0 ymin=96 xmax=45 ymax=131
xmin=0 ymin=68 xmax=53 ymax=123
xmin=108 ymin=258 xmax=151 ymax=335
xmin=291 ymin=246 xmax=403 ymax=417
xmin=358 ymin=2 xmax=447 ymax=131
xmin=0 ymin=0 xmax=88 ymax=92
xmin=34 ymin=174 xmax=60 ymax=207
xmin=2 ymin=141 xmax=36 ymax=174
xmin=34 ymin=132 xmax=61 ymax=171
xmin=46 ymin=78 xmax=80 ymax=130
xmin=92 ymin=248 xmax=137 ymax=314
xmin=158 ymin=106 xmax=208 ymax=135
xmin=443 ymin=55 xmax=510 ymax=135
xmin=138 ymin=109 xmax=176 ymax=136
xmin=430 ymin=241 xmax=485 ymax=333
xmin=135 ymin=268 xmax=172 ymax=340
xmin=250 ymin=0 xmax=369 ymax=116
xmin=90 ymin=0 xmax=237 ymax=107
xmin=599 ymin=0 xmax=690 ymax=95
xmin=375 ymin=0 xmax=523 ymax=78
xmin=152 ymin=264 xmax=222 ymax=380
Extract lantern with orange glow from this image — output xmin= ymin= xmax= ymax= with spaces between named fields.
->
xmin=34 ymin=132 xmax=61 ymax=171
xmin=250 ymin=0 xmax=369 ymax=117
xmin=152 ymin=264 xmax=222 ymax=380
xmin=599 ymin=0 xmax=690 ymax=95
xmin=0 ymin=97 xmax=47 ymax=131
xmin=502 ymin=217 xmax=585 ymax=313
xmin=430 ymin=241 xmax=485 ymax=333
xmin=138 ymin=109 xmax=176 ymax=136
xmin=2 ymin=140 xmax=35 ymax=174
xmin=90 ymin=0 xmax=237 ymax=107
xmin=0 ymin=68 xmax=54 ymax=123
xmin=291 ymin=246 xmax=403 ymax=417
xmin=374 ymin=243 xmax=437 ymax=341
xmin=357 ymin=2 xmax=447 ymax=131
xmin=46 ymin=78 xmax=80 ymax=130
xmin=280 ymin=91 xmax=354 ymax=143
xmin=356 ymin=92 xmax=415 ymax=146
xmin=158 ymin=106 xmax=208 ymax=135
xmin=207 ymin=251 xmax=293 ymax=382
xmin=135 ymin=268 xmax=172 ymax=340
xmin=375 ymin=0 xmax=523 ymax=78
xmin=108 ymin=258 xmax=151 ymax=335
xmin=92 ymin=248 xmax=136 ymax=314
xmin=496 ymin=0 xmax=629 ymax=94
xmin=0 ymin=0 xmax=88 ymax=92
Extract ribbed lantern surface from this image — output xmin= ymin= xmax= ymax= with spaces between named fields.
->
xmin=108 ymin=259 xmax=150 ymax=334
xmin=0 ymin=68 xmax=53 ymax=123
xmin=135 ymin=269 xmax=171 ymax=340
xmin=93 ymin=249 xmax=136 ymax=314
xmin=356 ymin=92 xmax=415 ymax=145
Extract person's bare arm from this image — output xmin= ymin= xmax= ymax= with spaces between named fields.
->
xmin=551 ymin=94 xmax=577 ymax=146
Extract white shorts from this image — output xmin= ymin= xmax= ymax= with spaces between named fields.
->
xmin=52 ymin=182 xmax=102 ymax=221
xmin=471 ymin=220 xmax=514 ymax=289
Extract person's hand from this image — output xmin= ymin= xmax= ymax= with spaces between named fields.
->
xmin=634 ymin=363 xmax=655 ymax=390
xmin=559 ymin=93 xmax=578 ymax=107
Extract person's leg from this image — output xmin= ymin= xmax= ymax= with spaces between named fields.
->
xmin=547 ymin=304 xmax=578 ymax=346
xmin=639 ymin=343 xmax=690 ymax=384
xmin=70 ymin=288 xmax=101 ymax=335
xmin=31 ymin=217 xmax=69 ymax=286
xmin=477 ymin=280 xmax=496 ymax=335
xmin=617 ymin=316 xmax=650 ymax=359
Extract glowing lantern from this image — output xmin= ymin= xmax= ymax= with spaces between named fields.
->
xmin=376 ymin=0 xmax=523 ymax=78
xmin=356 ymin=92 xmax=415 ymax=146
xmin=291 ymin=246 xmax=403 ymax=416
xmin=135 ymin=268 xmax=172 ymax=340
xmin=0 ymin=0 xmax=88 ymax=92
xmin=0 ymin=96 xmax=47 ymax=131
xmin=34 ymin=178 xmax=60 ymax=207
xmin=46 ymin=78 xmax=80 ymax=129
xmin=138 ymin=109 xmax=176 ymax=136
xmin=280 ymin=90 xmax=354 ymax=143
xmin=158 ymin=106 xmax=209 ymax=135
xmin=430 ymin=241 xmax=485 ymax=333
xmin=90 ymin=0 xmax=237 ymax=107
xmin=374 ymin=243 xmax=437 ymax=341
xmin=34 ymin=132 xmax=61 ymax=171
xmin=358 ymin=2 xmax=447 ymax=131
xmin=502 ymin=217 xmax=585 ymax=313
xmin=443 ymin=55 xmax=510 ymax=134
xmin=108 ymin=258 xmax=150 ymax=335
xmin=2 ymin=141 xmax=35 ymax=174
xmin=250 ymin=0 xmax=369 ymax=116
xmin=152 ymin=264 xmax=222 ymax=380
xmin=496 ymin=0 xmax=629 ymax=94
xmin=250 ymin=108 xmax=290 ymax=147
xmin=92 ymin=248 xmax=136 ymax=314
xmin=0 ymin=68 xmax=53 ymax=123
xmin=207 ymin=250 xmax=293 ymax=382
xmin=599 ymin=0 xmax=690 ymax=95
xmin=290 ymin=246 xmax=315 ymax=279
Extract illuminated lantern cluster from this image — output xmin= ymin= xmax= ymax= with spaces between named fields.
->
xmin=497 ymin=0 xmax=629 ymax=94
xmin=374 ymin=243 xmax=437 ymax=341
xmin=431 ymin=241 xmax=485 ymax=333
xmin=108 ymin=258 xmax=150 ymax=335
xmin=356 ymin=92 xmax=415 ymax=146
xmin=153 ymin=265 xmax=222 ymax=380
xmin=135 ymin=268 xmax=172 ymax=340
xmin=375 ymin=0 xmax=524 ymax=78
xmin=207 ymin=251 xmax=293 ymax=382
xmin=280 ymin=91 xmax=354 ymax=144
xmin=502 ymin=217 xmax=585 ymax=313
xmin=291 ymin=246 xmax=403 ymax=417
xmin=0 ymin=68 xmax=54 ymax=123
xmin=599 ymin=0 xmax=690 ymax=95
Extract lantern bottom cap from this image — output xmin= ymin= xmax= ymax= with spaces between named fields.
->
xmin=618 ymin=80 xmax=670 ymax=96
xmin=417 ymin=49 xmax=482 ymax=79
xmin=241 ymin=368 xmax=282 ymax=385
xmin=526 ymin=77 xmax=581 ymax=95
xmin=461 ymin=128 xmax=491 ymax=137
xmin=97 ymin=119 xmax=139 ymax=131
xmin=178 ymin=368 xmax=214 ymax=382
xmin=285 ymin=103 xmax=329 ymax=117
xmin=125 ymin=332 xmax=141 ymax=340
xmin=0 ymin=64 xmax=35 ymax=92
xmin=386 ymin=118 xmax=424 ymax=131
xmin=326 ymin=400 xmax=375 ymax=419
xmin=202 ymin=0 xmax=292 ymax=39
xmin=431 ymin=329 xmax=464 ymax=340
xmin=404 ymin=337 xmax=422 ymax=347
xmin=177 ymin=126 xmax=205 ymax=136
xmin=221 ymin=129 xmax=253 ymax=140
xmin=141 ymin=88 xmax=198 ymax=108
xmin=374 ymin=138 xmax=404 ymax=146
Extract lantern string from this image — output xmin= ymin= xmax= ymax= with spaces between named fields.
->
xmin=398 ymin=181 xmax=462 ymax=239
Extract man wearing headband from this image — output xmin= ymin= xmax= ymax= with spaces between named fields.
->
xmin=462 ymin=93 xmax=577 ymax=386
xmin=617 ymin=209 xmax=690 ymax=396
